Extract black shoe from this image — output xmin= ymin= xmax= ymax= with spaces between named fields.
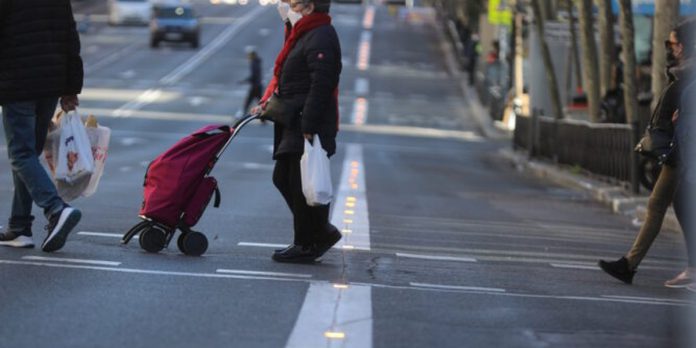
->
xmin=42 ymin=206 xmax=81 ymax=252
xmin=314 ymin=225 xmax=342 ymax=258
xmin=272 ymin=244 xmax=318 ymax=264
xmin=0 ymin=230 xmax=34 ymax=248
xmin=598 ymin=257 xmax=636 ymax=284
xmin=275 ymin=244 xmax=294 ymax=253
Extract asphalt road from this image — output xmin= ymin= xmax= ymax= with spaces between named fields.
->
xmin=0 ymin=1 xmax=694 ymax=347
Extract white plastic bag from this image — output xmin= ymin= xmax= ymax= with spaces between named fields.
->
xmin=300 ymin=135 xmax=333 ymax=206
xmin=82 ymin=115 xmax=111 ymax=197
xmin=44 ymin=112 xmax=88 ymax=201
xmin=55 ymin=110 xmax=94 ymax=184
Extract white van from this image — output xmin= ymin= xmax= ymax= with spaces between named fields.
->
xmin=108 ymin=0 xmax=152 ymax=25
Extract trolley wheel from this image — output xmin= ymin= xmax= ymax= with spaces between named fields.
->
xmin=180 ymin=231 xmax=208 ymax=256
xmin=177 ymin=232 xmax=186 ymax=253
xmin=139 ymin=226 xmax=166 ymax=253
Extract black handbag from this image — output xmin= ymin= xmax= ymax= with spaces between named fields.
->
xmin=634 ymin=124 xmax=674 ymax=164
xmin=261 ymin=92 xmax=305 ymax=126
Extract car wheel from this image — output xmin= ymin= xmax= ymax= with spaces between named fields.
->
xmin=191 ymin=39 xmax=199 ymax=49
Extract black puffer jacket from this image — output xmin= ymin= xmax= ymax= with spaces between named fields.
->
xmin=0 ymin=0 xmax=83 ymax=104
xmin=273 ymin=24 xmax=341 ymax=159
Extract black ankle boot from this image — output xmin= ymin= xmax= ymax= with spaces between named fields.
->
xmin=315 ymin=225 xmax=342 ymax=258
xmin=598 ymin=257 xmax=636 ymax=284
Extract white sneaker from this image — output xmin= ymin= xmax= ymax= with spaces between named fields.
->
xmin=0 ymin=231 xmax=35 ymax=248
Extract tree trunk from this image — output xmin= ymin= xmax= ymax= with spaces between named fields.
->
xmin=597 ymin=0 xmax=615 ymax=95
xmin=618 ymin=0 xmax=638 ymax=124
xmin=577 ymin=0 xmax=600 ymax=122
xmin=531 ymin=0 xmax=564 ymax=119
xmin=566 ymin=0 xmax=582 ymax=90
xmin=651 ymin=0 xmax=679 ymax=109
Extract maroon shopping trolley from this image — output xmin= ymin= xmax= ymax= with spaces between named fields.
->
xmin=122 ymin=114 xmax=260 ymax=256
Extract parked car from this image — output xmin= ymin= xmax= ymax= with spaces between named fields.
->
xmin=108 ymin=0 xmax=152 ymax=26
xmin=150 ymin=4 xmax=200 ymax=48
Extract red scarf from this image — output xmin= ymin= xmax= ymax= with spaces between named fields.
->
xmin=262 ymin=13 xmax=340 ymax=129
xmin=262 ymin=14 xmax=331 ymax=104
xmin=273 ymin=13 xmax=331 ymax=78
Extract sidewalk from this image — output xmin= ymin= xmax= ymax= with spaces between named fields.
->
xmin=466 ymin=80 xmax=682 ymax=234
xmin=435 ymin=18 xmax=682 ymax=234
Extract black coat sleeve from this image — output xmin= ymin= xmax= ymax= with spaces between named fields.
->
xmin=65 ymin=0 xmax=84 ymax=95
xmin=301 ymin=28 xmax=340 ymax=134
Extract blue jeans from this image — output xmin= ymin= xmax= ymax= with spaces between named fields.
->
xmin=2 ymin=99 xmax=65 ymax=235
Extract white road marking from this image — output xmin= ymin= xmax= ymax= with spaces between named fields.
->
xmin=410 ymin=282 xmax=506 ymax=293
xmin=340 ymin=123 xmax=482 ymax=141
xmin=350 ymin=98 xmax=369 ymax=125
xmin=79 ymin=107 xmax=233 ymax=123
xmin=240 ymin=162 xmax=275 ymax=170
xmin=22 ymin=256 xmax=121 ymax=267
xmin=120 ymin=70 xmax=136 ymax=79
xmin=0 ymin=259 xmax=310 ymax=283
xmin=362 ymin=6 xmax=375 ymax=30
xmin=216 ymin=269 xmax=312 ymax=278
xmin=286 ymin=283 xmax=372 ymax=348
xmin=1 ymin=259 xmax=689 ymax=307
xmin=159 ymin=6 xmax=266 ymax=85
xmin=120 ymin=137 xmax=143 ymax=146
xmin=356 ymin=31 xmax=372 ymax=71
xmin=602 ymin=295 xmax=692 ymax=304
xmin=331 ymin=144 xmax=370 ymax=251
xmin=112 ymin=88 xmax=163 ymax=117
xmin=78 ymin=231 xmax=134 ymax=239
xmin=550 ymin=263 xmax=600 ymax=270
xmin=237 ymin=242 xmax=287 ymax=248
xmin=188 ymin=96 xmax=208 ymax=107
xmin=396 ymin=253 xmax=476 ymax=263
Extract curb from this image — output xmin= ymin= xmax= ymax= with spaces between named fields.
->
xmin=499 ymin=148 xmax=683 ymax=234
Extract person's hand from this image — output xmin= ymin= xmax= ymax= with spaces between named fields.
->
xmin=303 ymin=133 xmax=313 ymax=141
xmin=672 ymin=110 xmax=679 ymax=124
xmin=60 ymin=95 xmax=79 ymax=112
xmin=250 ymin=104 xmax=264 ymax=115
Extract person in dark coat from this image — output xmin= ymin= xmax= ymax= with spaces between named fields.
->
xmin=239 ymin=46 xmax=265 ymax=123
xmin=599 ymin=19 xmax=696 ymax=286
xmin=259 ymin=0 xmax=342 ymax=263
xmin=0 ymin=0 xmax=83 ymax=252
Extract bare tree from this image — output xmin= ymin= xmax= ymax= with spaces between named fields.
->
xmin=531 ymin=0 xmax=564 ymax=119
xmin=577 ymin=0 xmax=600 ymax=122
xmin=597 ymin=0 xmax=615 ymax=95
xmin=617 ymin=0 xmax=638 ymax=124
xmin=651 ymin=0 xmax=679 ymax=109
xmin=565 ymin=0 xmax=582 ymax=91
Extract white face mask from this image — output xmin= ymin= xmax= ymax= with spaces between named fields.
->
xmin=277 ymin=2 xmax=290 ymax=23
xmin=287 ymin=9 xmax=303 ymax=26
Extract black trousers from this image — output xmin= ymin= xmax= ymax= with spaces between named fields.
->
xmin=273 ymin=155 xmax=330 ymax=246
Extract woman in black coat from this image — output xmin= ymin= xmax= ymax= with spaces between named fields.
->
xmin=261 ymin=0 xmax=342 ymax=263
